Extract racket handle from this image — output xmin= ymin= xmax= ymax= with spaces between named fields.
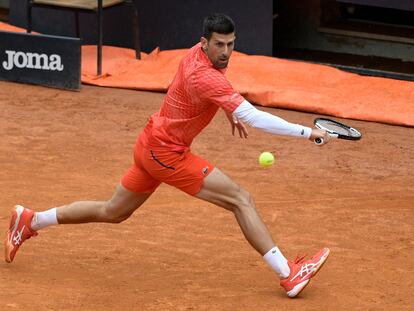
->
xmin=314 ymin=137 xmax=324 ymax=145
xmin=314 ymin=133 xmax=338 ymax=145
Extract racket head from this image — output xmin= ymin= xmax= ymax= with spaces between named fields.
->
xmin=314 ymin=118 xmax=362 ymax=141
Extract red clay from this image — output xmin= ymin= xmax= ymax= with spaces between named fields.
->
xmin=0 ymin=81 xmax=413 ymax=310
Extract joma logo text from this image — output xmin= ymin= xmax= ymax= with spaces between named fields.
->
xmin=2 ymin=50 xmax=64 ymax=71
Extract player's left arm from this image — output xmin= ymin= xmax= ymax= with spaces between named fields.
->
xmin=194 ymin=71 xmax=248 ymax=138
xmin=224 ymin=110 xmax=248 ymax=138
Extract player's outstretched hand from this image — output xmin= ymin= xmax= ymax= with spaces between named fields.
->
xmin=225 ymin=112 xmax=248 ymax=138
xmin=310 ymin=128 xmax=330 ymax=145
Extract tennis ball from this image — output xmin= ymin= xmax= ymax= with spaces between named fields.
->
xmin=259 ymin=151 xmax=275 ymax=168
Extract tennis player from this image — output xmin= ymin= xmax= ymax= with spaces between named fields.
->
xmin=5 ymin=13 xmax=331 ymax=298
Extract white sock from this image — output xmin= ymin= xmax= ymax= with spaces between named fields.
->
xmin=263 ymin=246 xmax=290 ymax=279
xmin=31 ymin=208 xmax=58 ymax=231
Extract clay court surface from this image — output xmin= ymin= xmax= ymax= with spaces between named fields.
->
xmin=0 ymin=80 xmax=413 ymax=310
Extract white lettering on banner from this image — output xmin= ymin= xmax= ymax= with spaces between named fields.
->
xmin=26 ymin=52 xmax=48 ymax=69
xmin=2 ymin=50 xmax=64 ymax=71
xmin=14 ymin=52 xmax=27 ymax=68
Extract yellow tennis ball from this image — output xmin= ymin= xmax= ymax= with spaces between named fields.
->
xmin=259 ymin=152 xmax=275 ymax=168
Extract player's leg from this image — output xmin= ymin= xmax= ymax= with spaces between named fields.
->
xmin=140 ymin=147 xmax=330 ymax=298
xmin=5 ymin=184 xmax=152 ymax=263
xmin=5 ymin=146 xmax=160 ymax=263
xmin=55 ymin=184 xmax=151 ymax=224
xmin=36 ymin=143 xmax=161 ymax=227
xmin=195 ymin=167 xmax=330 ymax=298
xmin=146 ymin=149 xmax=291 ymax=279
xmin=196 ymin=167 xmax=275 ymax=256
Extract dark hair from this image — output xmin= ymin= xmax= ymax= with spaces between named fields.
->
xmin=202 ymin=13 xmax=235 ymax=40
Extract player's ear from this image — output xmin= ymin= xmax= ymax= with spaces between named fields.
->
xmin=200 ymin=37 xmax=208 ymax=51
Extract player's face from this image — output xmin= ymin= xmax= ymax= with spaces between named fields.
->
xmin=201 ymin=32 xmax=236 ymax=69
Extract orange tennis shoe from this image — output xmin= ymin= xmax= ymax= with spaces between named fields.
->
xmin=4 ymin=205 xmax=38 ymax=263
xmin=280 ymin=247 xmax=330 ymax=298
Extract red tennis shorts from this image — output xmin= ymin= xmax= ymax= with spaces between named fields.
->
xmin=121 ymin=141 xmax=214 ymax=196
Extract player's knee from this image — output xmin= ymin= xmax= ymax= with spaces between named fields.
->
xmin=232 ymin=188 xmax=255 ymax=214
xmin=102 ymin=201 xmax=130 ymax=223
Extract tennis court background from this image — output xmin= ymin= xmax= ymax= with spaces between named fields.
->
xmin=0 ymin=81 xmax=412 ymax=310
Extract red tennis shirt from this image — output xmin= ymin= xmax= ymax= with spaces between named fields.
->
xmin=139 ymin=43 xmax=244 ymax=152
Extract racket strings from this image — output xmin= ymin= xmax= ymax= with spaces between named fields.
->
xmin=319 ymin=121 xmax=359 ymax=137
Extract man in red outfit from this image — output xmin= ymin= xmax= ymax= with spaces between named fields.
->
xmin=5 ymin=13 xmax=330 ymax=298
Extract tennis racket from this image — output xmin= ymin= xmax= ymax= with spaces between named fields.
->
xmin=314 ymin=118 xmax=362 ymax=145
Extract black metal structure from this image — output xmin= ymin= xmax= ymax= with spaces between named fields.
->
xmin=26 ymin=0 xmax=141 ymax=76
xmin=11 ymin=0 xmax=273 ymax=57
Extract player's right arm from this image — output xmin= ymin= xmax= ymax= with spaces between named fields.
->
xmin=233 ymin=100 xmax=330 ymax=144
